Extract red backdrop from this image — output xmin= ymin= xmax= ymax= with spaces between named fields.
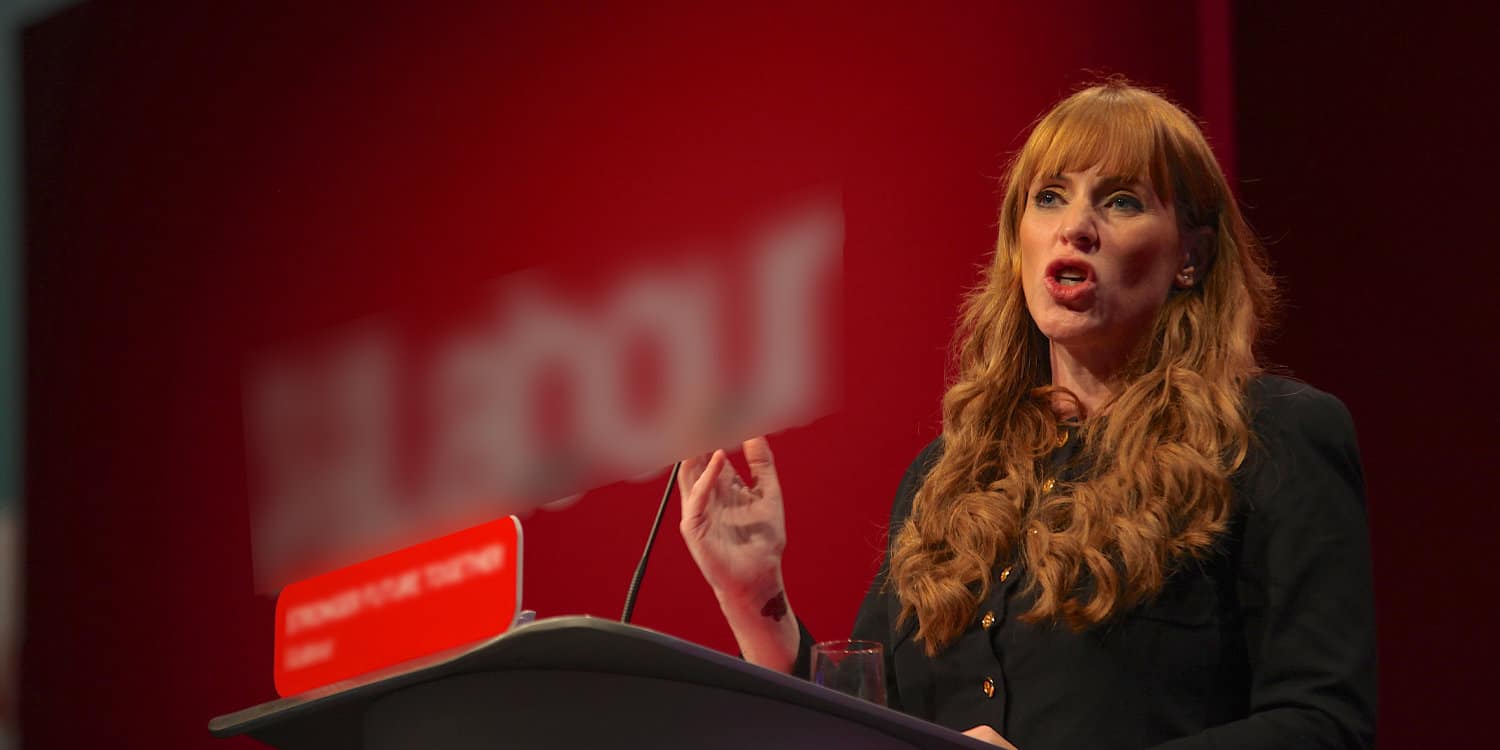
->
xmin=22 ymin=2 xmax=1491 ymax=748
xmin=1232 ymin=4 xmax=1499 ymax=747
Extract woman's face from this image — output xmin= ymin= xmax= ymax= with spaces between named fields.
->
xmin=1018 ymin=164 xmax=1195 ymax=361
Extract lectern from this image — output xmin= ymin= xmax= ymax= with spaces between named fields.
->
xmin=210 ymin=615 xmax=992 ymax=749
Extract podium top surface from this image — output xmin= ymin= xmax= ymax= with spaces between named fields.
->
xmin=209 ymin=615 xmax=992 ymax=750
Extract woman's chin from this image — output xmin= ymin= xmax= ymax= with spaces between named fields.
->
xmin=1033 ymin=313 xmax=1103 ymax=348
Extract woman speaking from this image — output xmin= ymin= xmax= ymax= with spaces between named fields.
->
xmin=676 ymin=82 xmax=1376 ymax=749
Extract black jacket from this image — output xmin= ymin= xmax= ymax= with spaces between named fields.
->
xmin=795 ymin=376 xmax=1377 ymax=749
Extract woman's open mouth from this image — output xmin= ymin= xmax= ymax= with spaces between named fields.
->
xmin=1043 ymin=258 xmax=1097 ymax=305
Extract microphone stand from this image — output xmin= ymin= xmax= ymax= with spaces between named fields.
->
xmin=620 ymin=461 xmax=682 ymax=623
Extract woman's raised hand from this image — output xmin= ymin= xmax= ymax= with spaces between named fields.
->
xmin=678 ymin=436 xmax=800 ymax=672
xmin=678 ymin=437 xmax=786 ymax=604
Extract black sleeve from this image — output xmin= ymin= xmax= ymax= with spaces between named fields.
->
xmin=791 ymin=439 xmax=942 ymax=691
xmin=1149 ymin=384 xmax=1378 ymax=749
xmin=789 ymin=617 xmax=816 ymax=679
xmin=846 ymin=438 xmax=944 ymax=713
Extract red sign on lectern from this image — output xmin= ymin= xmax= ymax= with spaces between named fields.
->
xmin=272 ymin=516 xmax=522 ymax=697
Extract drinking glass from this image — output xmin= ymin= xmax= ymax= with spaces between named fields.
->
xmin=810 ymin=639 xmax=887 ymax=706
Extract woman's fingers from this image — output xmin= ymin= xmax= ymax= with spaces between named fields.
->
xmin=742 ymin=436 xmax=778 ymax=495
xmin=961 ymin=725 xmax=1018 ymax=749
xmin=677 ymin=452 xmax=709 ymax=498
xmin=680 ymin=436 xmax=776 ymax=525
xmin=680 ymin=449 xmax=727 ymax=524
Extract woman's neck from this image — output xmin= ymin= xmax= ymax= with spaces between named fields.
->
xmin=1048 ymin=342 xmax=1126 ymax=419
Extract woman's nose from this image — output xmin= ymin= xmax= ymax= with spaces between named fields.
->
xmin=1059 ymin=205 xmax=1098 ymax=251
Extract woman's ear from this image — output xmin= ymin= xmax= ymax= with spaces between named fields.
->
xmin=1174 ymin=226 xmax=1213 ymax=289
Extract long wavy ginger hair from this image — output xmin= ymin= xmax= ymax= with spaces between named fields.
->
xmin=889 ymin=83 xmax=1278 ymax=655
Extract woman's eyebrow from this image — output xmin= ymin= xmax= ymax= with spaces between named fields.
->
xmin=1092 ymin=176 xmax=1160 ymax=203
xmin=1094 ymin=174 xmax=1144 ymax=191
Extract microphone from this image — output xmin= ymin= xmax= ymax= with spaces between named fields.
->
xmin=619 ymin=461 xmax=682 ymax=624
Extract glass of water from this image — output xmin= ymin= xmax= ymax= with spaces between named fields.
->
xmin=810 ymin=639 xmax=887 ymax=706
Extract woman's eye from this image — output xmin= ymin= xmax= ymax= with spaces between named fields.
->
xmin=1033 ymin=189 xmax=1062 ymax=208
xmin=1107 ymin=194 xmax=1144 ymax=212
